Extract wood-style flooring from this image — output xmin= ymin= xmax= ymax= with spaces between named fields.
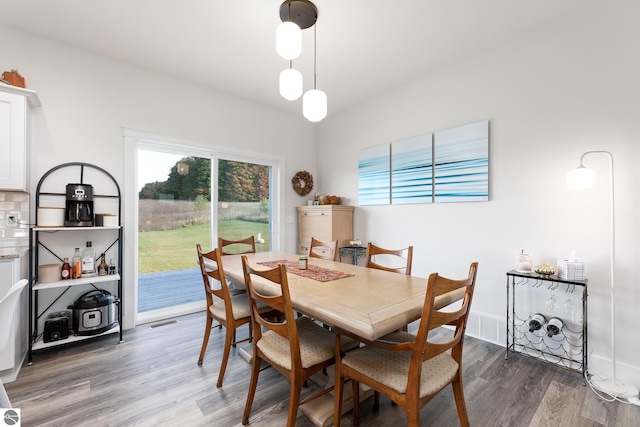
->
xmin=6 ymin=312 xmax=638 ymax=426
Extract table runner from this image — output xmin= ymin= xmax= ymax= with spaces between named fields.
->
xmin=257 ymin=259 xmax=354 ymax=282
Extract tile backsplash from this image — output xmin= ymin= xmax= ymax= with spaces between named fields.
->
xmin=0 ymin=191 xmax=30 ymax=248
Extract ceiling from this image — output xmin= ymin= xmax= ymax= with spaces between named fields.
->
xmin=0 ymin=0 xmax=601 ymax=117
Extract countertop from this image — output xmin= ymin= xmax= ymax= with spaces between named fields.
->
xmin=0 ymin=247 xmax=29 ymax=259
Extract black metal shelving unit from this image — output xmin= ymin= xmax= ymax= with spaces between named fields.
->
xmin=28 ymin=162 xmax=123 ymax=363
xmin=505 ymin=270 xmax=588 ymax=377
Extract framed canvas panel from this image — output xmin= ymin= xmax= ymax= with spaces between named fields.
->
xmin=391 ymin=133 xmax=433 ymax=204
xmin=358 ymin=143 xmax=391 ymax=205
xmin=434 ymin=120 xmax=489 ymax=203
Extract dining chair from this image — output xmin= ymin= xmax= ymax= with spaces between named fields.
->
xmin=333 ymin=262 xmax=479 ymax=427
xmin=308 ymin=237 xmax=338 ymax=261
xmin=366 ymin=242 xmax=414 ymax=333
xmin=365 ymin=242 xmax=413 ymax=275
xmin=0 ymin=279 xmax=29 ymax=408
xmin=240 ymin=256 xmax=358 ymax=427
xmin=196 ymin=244 xmax=275 ymax=387
xmin=218 ymin=236 xmax=256 ymax=255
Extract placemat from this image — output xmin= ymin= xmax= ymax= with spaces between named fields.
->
xmin=257 ymin=260 xmax=354 ymax=282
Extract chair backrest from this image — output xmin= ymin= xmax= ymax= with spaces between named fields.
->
xmin=309 ymin=237 xmax=338 ymax=261
xmin=412 ymin=262 xmax=478 ymax=371
xmin=196 ymin=244 xmax=233 ymax=314
xmin=0 ymin=279 xmax=28 ymax=349
xmin=218 ymin=236 xmax=256 ymax=255
xmin=241 ymin=256 xmax=302 ymax=369
xmin=365 ymin=242 xmax=413 ymax=275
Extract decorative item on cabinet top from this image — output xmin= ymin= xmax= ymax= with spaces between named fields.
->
xmin=1 ymin=69 xmax=25 ymax=87
xmin=317 ymin=195 xmax=340 ymax=205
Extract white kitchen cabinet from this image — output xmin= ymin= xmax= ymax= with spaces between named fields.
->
xmin=0 ymin=85 xmax=40 ymax=191
xmin=0 ymin=252 xmax=28 ymax=382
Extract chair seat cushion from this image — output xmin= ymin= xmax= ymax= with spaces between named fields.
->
xmin=257 ymin=317 xmax=358 ymax=370
xmin=210 ymin=293 xmax=270 ymax=321
xmin=342 ymin=331 xmax=459 ymax=397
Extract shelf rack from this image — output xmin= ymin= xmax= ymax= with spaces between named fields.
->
xmin=505 ymin=270 xmax=588 ymax=376
xmin=28 ymin=162 xmax=123 ymax=363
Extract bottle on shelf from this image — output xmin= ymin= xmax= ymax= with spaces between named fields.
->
xmin=546 ymin=317 xmax=564 ymax=337
xmin=61 ymin=257 xmax=72 ymax=280
xmin=72 ymin=247 xmax=82 ymax=279
xmin=81 ymin=241 xmax=97 ymax=277
xmin=528 ymin=313 xmax=546 ymax=332
xmin=98 ymin=253 xmax=108 ymax=276
xmin=108 ymin=258 xmax=117 ymax=275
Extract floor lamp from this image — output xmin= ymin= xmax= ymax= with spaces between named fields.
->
xmin=566 ymin=151 xmax=639 ymax=401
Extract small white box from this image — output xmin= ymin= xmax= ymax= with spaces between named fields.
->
xmin=557 ymin=260 xmax=585 ymax=280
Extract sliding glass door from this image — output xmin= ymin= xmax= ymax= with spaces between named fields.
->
xmin=130 ymin=139 xmax=281 ymax=324
xmin=216 ymin=158 xmax=272 ymax=253
xmin=137 ymin=150 xmax=211 ymax=316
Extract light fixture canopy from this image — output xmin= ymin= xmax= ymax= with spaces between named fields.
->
xmin=278 ymin=0 xmax=318 ymax=29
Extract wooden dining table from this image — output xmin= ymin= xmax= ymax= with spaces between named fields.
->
xmin=220 ymin=251 xmax=466 ymax=426
xmin=221 ymin=251 xmax=465 ymax=342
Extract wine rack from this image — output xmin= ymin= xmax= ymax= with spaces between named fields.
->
xmin=505 ymin=270 xmax=588 ymax=376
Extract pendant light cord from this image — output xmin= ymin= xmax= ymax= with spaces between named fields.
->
xmin=313 ymin=24 xmax=317 ymax=89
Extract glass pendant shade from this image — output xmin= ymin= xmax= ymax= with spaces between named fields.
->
xmin=279 ymin=68 xmax=303 ymax=101
xmin=566 ymin=166 xmax=596 ymax=190
xmin=303 ymin=89 xmax=327 ymax=122
xmin=276 ymin=21 xmax=302 ymax=60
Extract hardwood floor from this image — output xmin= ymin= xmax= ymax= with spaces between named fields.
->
xmin=6 ymin=312 xmax=638 ymax=426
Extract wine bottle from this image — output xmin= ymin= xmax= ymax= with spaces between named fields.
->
xmin=61 ymin=257 xmax=72 ymax=280
xmin=81 ymin=241 xmax=97 ymax=276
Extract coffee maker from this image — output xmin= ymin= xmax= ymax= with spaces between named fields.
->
xmin=64 ymin=183 xmax=94 ymax=227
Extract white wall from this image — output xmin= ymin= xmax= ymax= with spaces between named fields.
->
xmin=319 ymin=1 xmax=640 ymax=385
xmin=1 ymin=25 xmax=319 ymax=330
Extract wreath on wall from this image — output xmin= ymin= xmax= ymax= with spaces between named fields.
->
xmin=292 ymin=170 xmax=314 ymax=196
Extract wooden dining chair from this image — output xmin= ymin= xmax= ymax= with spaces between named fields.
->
xmin=218 ymin=236 xmax=256 ymax=255
xmin=196 ymin=244 xmax=275 ymax=387
xmin=333 ymin=262 xmax=479 ymax=427
xmin=309 ymin=237 xmax=338 ymax=261
xmin=365 ymin=242 xmax=413 ymax=275
xmin=240 ymin=256 xmax=358 ymax=427
xmin=366 ymin=242 xmax=414 ymax=333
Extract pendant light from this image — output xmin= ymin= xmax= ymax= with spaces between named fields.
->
xmin=276 ymin=21 xmax=301 ymax=60
xmin=303 ymin=24 xmax=327 ymax=122
xmin=276 ymin=0 xmax=326 ymax=120
xmin=279 ymin=61 xmax=303 ymax=101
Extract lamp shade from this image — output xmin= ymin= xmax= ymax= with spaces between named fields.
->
xmin=279 ymin=68 xmax=303 ymax=101
xmin=276 ymin=21 xmax=301 ymax=60
xmin=566 ymin=166 xmax=596 ymax=190
xmin=303 ymin=89 xmax=327 ymax=122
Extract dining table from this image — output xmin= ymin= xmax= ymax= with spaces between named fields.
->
xmin=221 ymin=251 xmax=465 ymax=341
xmin=219 ymin=251 xmax=466 ymax=427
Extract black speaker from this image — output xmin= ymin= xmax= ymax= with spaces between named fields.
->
xmin=44 ymin=311 xmax=71 ymax=343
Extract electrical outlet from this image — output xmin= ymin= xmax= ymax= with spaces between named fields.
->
xmin=6 ymin=211 xmax=19 ymax=227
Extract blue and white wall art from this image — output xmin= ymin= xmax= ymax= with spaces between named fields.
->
xmin=434 ymin=120 xmax=489 ymax=203
xmin=391 ymin=133 xmax=433 ymax=204
xmin=358 ymin=143 xmax=391 ymax=205
xmin=358 ymin=120 xmax=489 ymax=206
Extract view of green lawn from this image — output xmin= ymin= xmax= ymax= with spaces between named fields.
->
xmin=138 ymin=220 xmax=270 ymax=273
